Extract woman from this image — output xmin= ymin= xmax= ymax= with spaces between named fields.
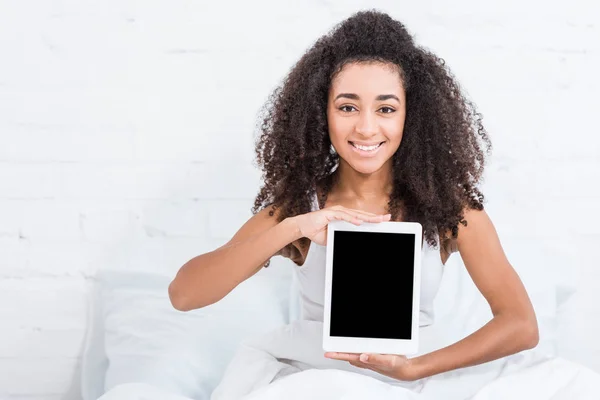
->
xmin=168 ymin=9 xmax=538 ymax=388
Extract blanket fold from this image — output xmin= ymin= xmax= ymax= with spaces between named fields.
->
xmin=210 ymin=320 xmax=600 ymax=400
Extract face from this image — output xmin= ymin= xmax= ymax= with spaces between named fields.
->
xmin=327 ymin=62 xmax=406 ymax=175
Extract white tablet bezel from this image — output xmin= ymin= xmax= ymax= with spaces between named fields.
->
xmin=323 ymin=220 xmax=423 ymax=355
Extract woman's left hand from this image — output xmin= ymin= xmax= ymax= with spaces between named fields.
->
xmin=324 ymin=352 xmax=420 ymax=381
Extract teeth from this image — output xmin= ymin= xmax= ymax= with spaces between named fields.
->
xmin=352 ymin=142 xmax=381 ymax=151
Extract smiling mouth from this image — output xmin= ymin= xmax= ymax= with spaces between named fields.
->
xmin=349 ymin=141 xmax=385 ymax=151
xmin=347 ymin=141 xmax=386 ymax=157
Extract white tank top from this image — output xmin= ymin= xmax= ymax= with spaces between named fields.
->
xmin=292 ymin=190 xmax=445 ymax=326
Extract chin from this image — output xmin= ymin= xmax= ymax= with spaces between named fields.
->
xmin=345 ymin=159 xmax=387 ymax=175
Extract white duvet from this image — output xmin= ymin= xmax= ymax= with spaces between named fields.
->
xmin=99 ymin=319 xmax=600 ymax=400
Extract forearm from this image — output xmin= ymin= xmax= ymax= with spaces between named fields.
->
xmin=169 ymin=217 xmax=301 ymax=311
xmin=410 ymin=313 xmax=539 ymax=380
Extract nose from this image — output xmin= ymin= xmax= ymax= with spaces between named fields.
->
xmin=355 ymin=110 xmax=378 ymax=138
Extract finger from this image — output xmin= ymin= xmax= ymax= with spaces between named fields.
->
xmin=326 ymin=205 xmax=391 ymax=222
xmin=348 ymin=211 xmax=391 ymax=223
xmin=338 ymin=210 xmax=391 ymax=224
xmin=343 ymin=208 xmax=391 ymax=219
xmin=326 ymin=210 xmax=391 ymax=226
xmin=328 ymin=211 xmax=364 ymax=226
xmin=328 ymin=204 xmax=390 ymax=219
xmin=360 ymin=353 xmax=402 ymax=368
xmin=344 ymin=208 xmax=378 ymax=216
xmin=349 ymin=361 xmax=381 ymax=374
xmin=349 ymin=361 xmax=368 ymax=369
xmin=324 ymin=352 xmax=361 ymax=362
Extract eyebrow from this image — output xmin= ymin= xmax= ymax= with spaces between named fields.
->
xmin=334 ymin=93 xmax=400 ymax=102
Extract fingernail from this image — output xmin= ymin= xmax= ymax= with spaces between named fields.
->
xmin=360 ymin=354 xmax=369 ymax=362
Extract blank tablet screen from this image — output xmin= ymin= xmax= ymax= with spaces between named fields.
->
xmin=329 ymin=230 xmax=415 ymax=340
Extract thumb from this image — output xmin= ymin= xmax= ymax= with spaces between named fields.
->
xmin=360 ymin=353 xmax=398 ymax=367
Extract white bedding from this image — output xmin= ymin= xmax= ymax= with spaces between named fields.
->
xmin=87 ymin=242 xmax=598 ymax=400
xmin=98 ymin=319 xmax=600 ymax=400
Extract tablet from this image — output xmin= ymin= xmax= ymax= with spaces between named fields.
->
xmin=323 ymin=220 xmax=422 ymax=355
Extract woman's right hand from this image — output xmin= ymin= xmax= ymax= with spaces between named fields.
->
xmin=292 ymin=206 xmax=391 ymax=246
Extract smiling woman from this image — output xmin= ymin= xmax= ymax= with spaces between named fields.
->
xmin=166 ymin=8 xmax=600 ymax=400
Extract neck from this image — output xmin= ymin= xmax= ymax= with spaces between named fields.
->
xmin=331 ymin=159 xmax=394 ymax=202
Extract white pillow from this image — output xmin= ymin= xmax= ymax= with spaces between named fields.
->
xmin=81 ymin=274 xmax=109 ymax=400
xmin=82 ymin=258 xmax=294 ymax=400
xmin=433 ymin=237 xmax=576 ymax=356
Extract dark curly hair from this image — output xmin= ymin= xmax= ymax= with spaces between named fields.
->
xmin=251 ymin=9 xmax=492 ymax=265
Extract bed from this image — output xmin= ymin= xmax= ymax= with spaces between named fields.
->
xmin=81 ymin=238 xmax=600 ymax=400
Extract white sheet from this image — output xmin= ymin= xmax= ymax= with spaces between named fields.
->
xmin=98 ymin=319 xmax=600 ymax=400
xmin=208 ymin=319 xmax=600 ymax=400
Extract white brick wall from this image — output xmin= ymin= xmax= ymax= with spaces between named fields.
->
xmin=1 ymin=0 xmax=599 ymax=398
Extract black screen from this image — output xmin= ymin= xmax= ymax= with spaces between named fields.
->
xmin=329 ymin=230 xmax=415 ymax=340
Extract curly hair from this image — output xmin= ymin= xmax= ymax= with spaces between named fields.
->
xmin=251 ymin=9 xmax=492 ymax=265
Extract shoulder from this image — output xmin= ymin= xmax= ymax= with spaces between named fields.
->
xmin=438 ymin=207 xmax=490 ymax=257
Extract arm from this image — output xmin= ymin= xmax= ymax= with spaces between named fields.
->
xmin=410 ymin=207 xmax=539 ymax=379
xmin=168 ymin=206 xmax=302 ymax=311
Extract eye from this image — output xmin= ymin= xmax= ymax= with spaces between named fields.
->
xmin=379 ymin=107 xmax=396 ymax=114
xmin=339 ymin=105 xmax=357 ymax=113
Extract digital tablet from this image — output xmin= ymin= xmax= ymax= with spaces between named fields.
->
xmin=323 ymin=220 xmax=422 ymax=355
